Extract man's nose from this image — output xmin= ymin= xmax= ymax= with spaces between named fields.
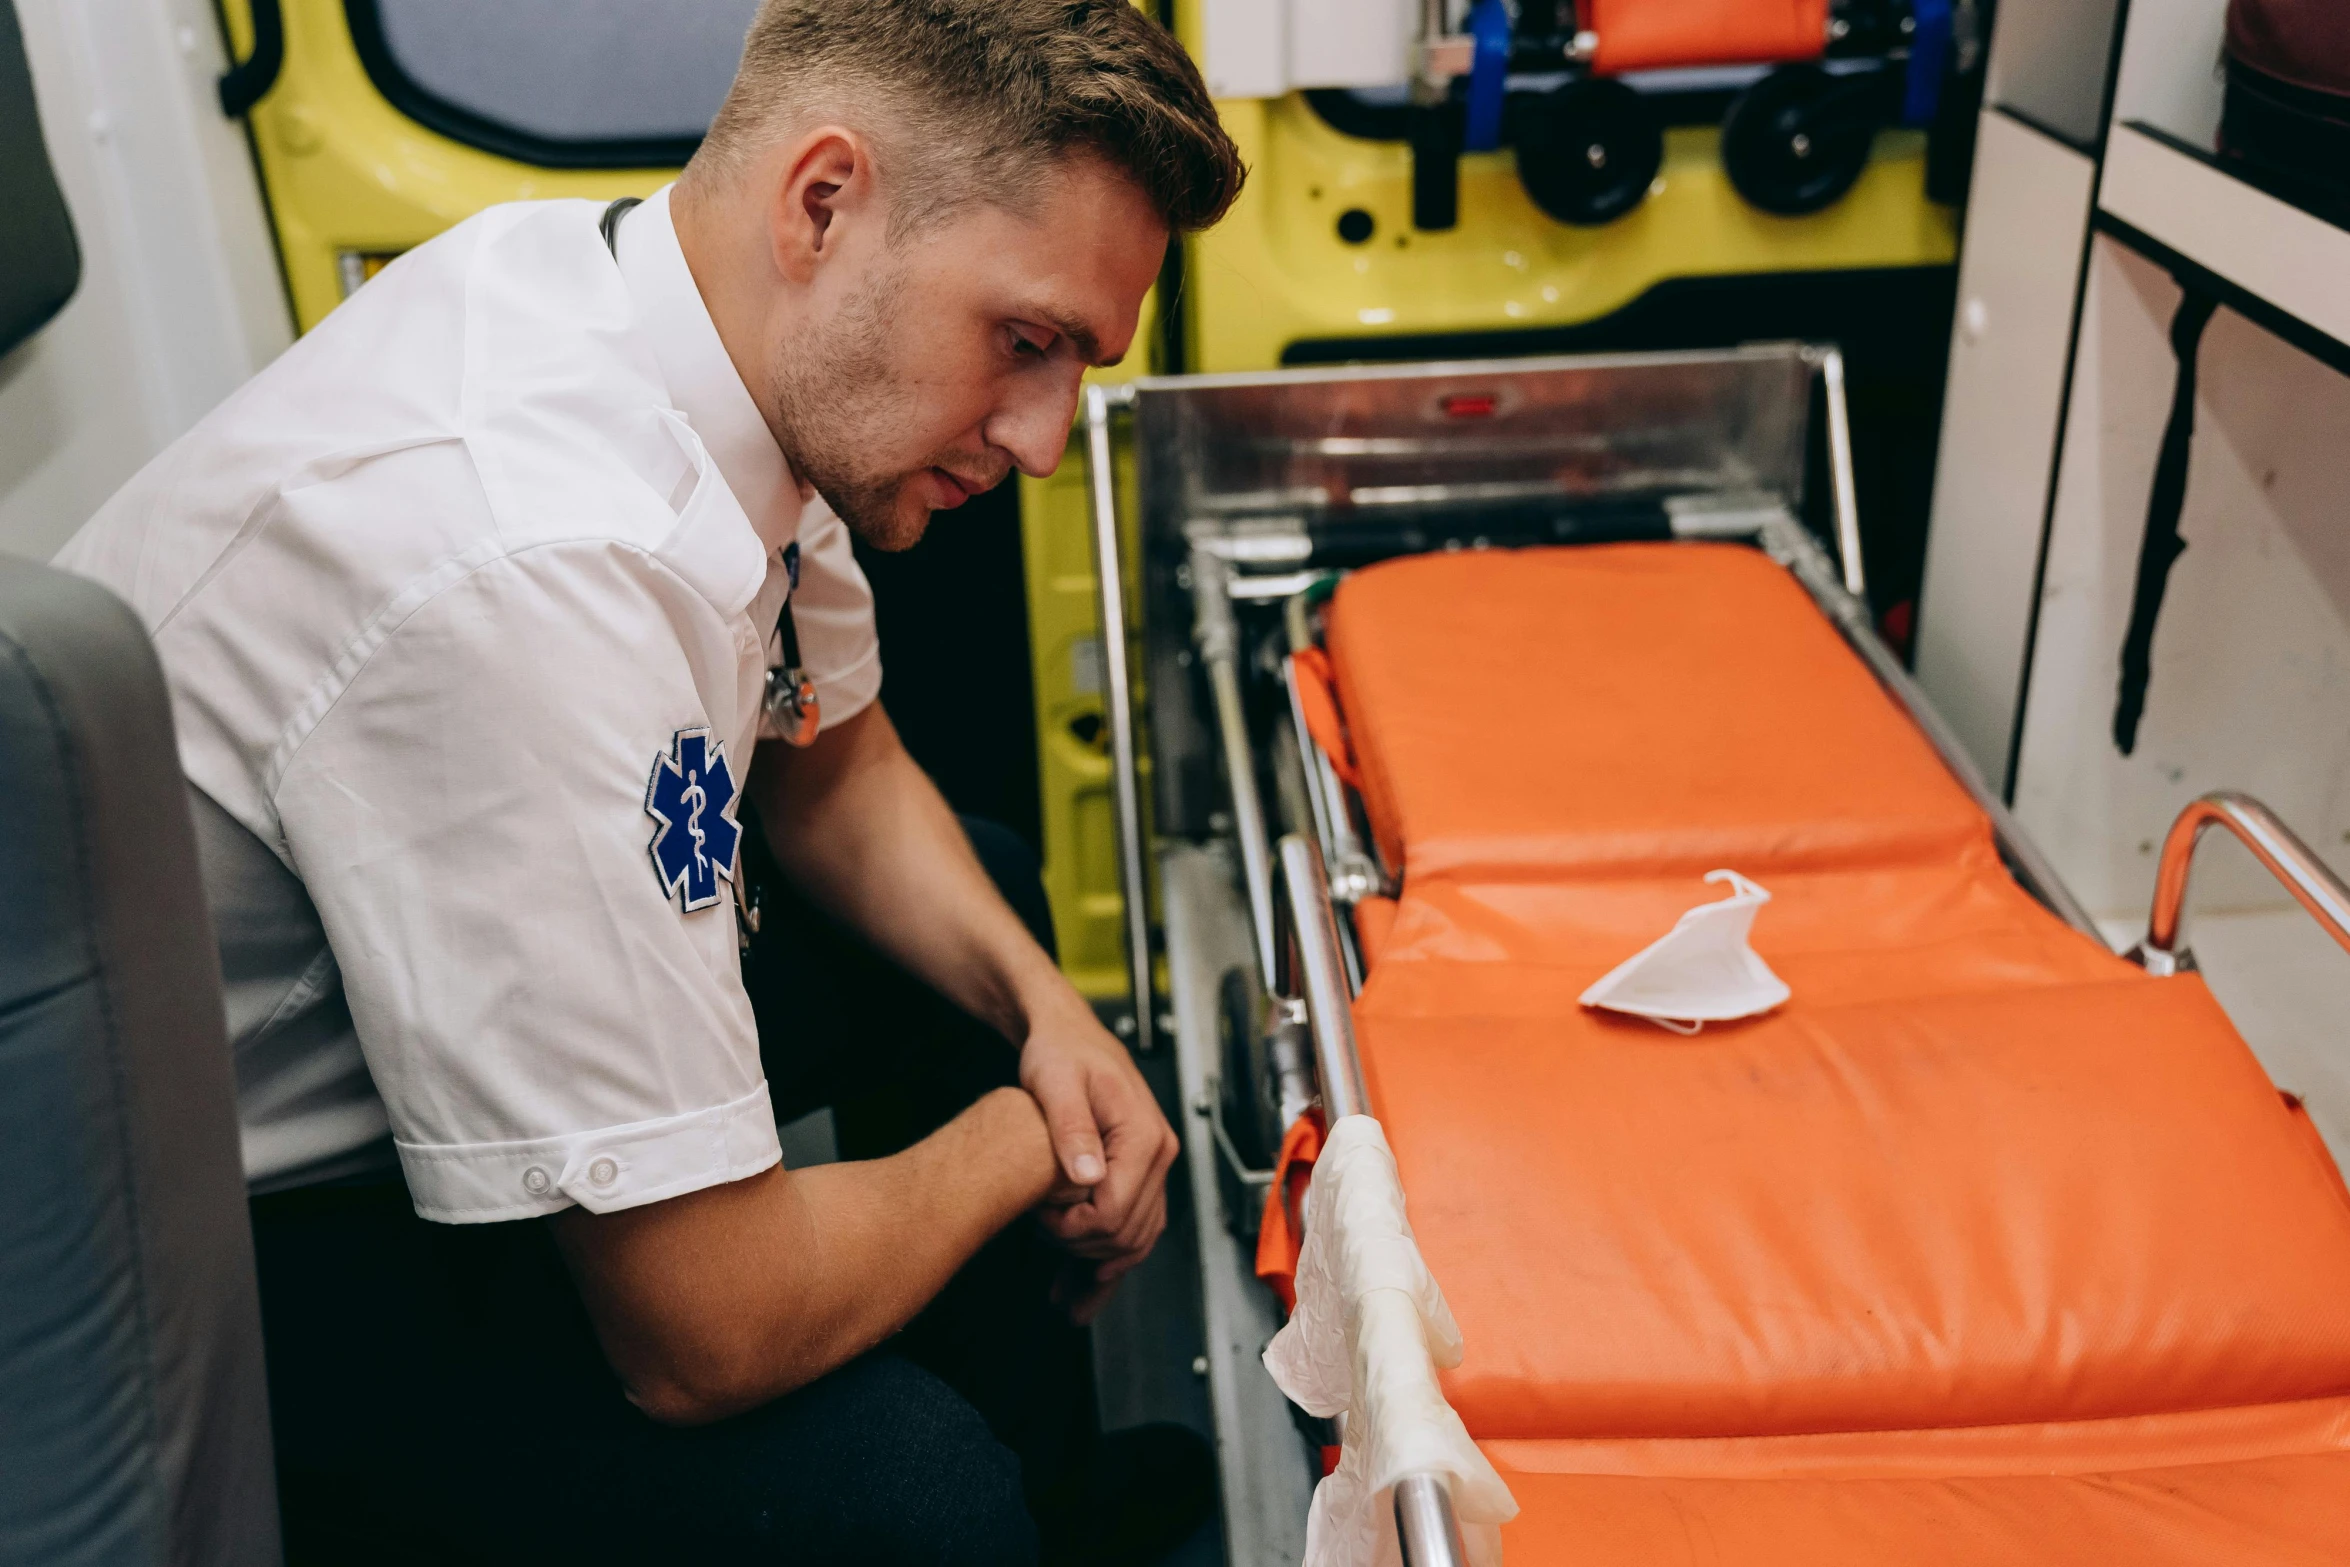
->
xmin=986 ymin=370 xmax=1087 ymax=481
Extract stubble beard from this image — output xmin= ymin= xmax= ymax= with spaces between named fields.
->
xmin=770 ymin=264 xmax=934 ymax=553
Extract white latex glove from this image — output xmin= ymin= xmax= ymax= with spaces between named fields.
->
xmin=1263 ymin=1115 xmax=1517 ymax=1567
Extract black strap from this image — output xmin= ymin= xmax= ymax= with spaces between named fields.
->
xmin=2112 ymin=287 xmax=2219 ymax=757
xmin=598 ymin=195 xmax=642 ymax=259
xmin=774 ymin=593 xmax=802 ymax=670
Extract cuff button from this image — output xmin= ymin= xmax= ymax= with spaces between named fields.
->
xmin=588 ymin=1157 xmax=619 ymax=1188
xmin=521 ymin=1166 xmax=553 ymax=1196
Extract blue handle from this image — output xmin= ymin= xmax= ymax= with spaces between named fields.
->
xmin=1464 ymin=0 xmax=1512 ymax=153
xmin=1901 ymin=0 xmax=1953 ymax=127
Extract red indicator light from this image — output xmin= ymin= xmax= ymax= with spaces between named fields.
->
xmin=1440 ymin=392 xmax=1498 ymax=419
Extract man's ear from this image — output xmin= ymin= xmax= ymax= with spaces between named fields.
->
xmin=769 ymin=127 xmax=870 ymax=285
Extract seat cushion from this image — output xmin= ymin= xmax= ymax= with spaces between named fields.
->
xmin=1358 ymin=974 xmax=2350 ymax=1439
xmin=1355 ymin=839 xmax=2133 ymax=1009
xmin=1323 ymin=543 xmax=1988 ymax=886
xmin=1489 ymin=1419 xmax=2350 ymax=1566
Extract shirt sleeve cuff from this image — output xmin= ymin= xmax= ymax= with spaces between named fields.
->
xmin=394 ymin=1082 xmax=783 ymax=1224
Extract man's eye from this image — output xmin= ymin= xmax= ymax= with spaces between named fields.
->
xmin=1010 ymin=327 xmax=1054 ymax=360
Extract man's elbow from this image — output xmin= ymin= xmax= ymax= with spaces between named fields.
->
xmin=619 ymin=1340 xmax=817 ymax=1427
xmin=626 ymin=1374 xmax=743 ymax=1428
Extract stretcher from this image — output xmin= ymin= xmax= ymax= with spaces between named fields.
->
xmin=1082 ymin=348 xmax=2350 ymax=1566
xmin=1387 ymin=0 xmax=1962 ymax=227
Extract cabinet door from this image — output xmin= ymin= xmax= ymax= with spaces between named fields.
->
xmin=1914 ymin=108 xmax=2096 ymax=785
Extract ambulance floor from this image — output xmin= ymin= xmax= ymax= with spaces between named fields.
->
xmin=1089 ymin=1038 xmax=1224 ymax=1567
xmin=774 ymin=1034 xmax=1225 ymax=1565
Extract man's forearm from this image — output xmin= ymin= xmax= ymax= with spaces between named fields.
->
xmin=751 ymin=701 xmax=1178 ymax=1300
xmin=553 ymin=1086 xmax=1058 ymax=1425
xmin=751 ymin=707 xmax=1067 ymax=1040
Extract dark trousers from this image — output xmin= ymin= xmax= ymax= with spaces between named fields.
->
xmin=252 ymin=819 xmax=1089 ymax=1566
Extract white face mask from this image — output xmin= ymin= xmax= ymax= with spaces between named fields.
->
xmin=1578 ymin=870 xmax=1791 ymax=1035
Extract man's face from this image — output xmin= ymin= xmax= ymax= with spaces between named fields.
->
xmin=766 ymin=156 xmax=1167 ymax=551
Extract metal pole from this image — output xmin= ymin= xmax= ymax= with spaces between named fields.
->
xmin=1279 ymin=834 xmax=1368 ymax=1120
xmin=1190 ymin=548 xmax=1280 ymax=986
xmin=2131 ymin=792 xmax=2350 ymax=975
xmin=1816 ymin=348 xmax=1867 ymax=602
xmin=1084 ymin=384 xmax=1153 ymax=1055
xmin=1394 ymin=1474 xmax=1469 ymax=1567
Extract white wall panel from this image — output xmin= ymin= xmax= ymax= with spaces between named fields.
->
xmin=1913 ymin=109 xmax=2095 ymax=785
xmin=1288 ymin=0 xmax=1410 ymax=90
xmin=1200 ymin=0 xmax=1289 ymax=99
xmin=0 ymin=0 xmax=290 ymax=561
xmin=2013 ymin=239 xmax=2350 ymax=918
xmin=1202 ymin=0 xmax=1414 ymax=98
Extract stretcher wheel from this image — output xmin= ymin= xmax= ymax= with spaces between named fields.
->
xmin=1515 ymin=78 xmax=1664 ymax=227
xmin=1721 ymin=64 xmax=1877 ymax=216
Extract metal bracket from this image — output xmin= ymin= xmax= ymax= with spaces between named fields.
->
xmin=1196 ymin=1075 xmax=1277 ymax=1196
xmin=1804 ymin=345 xmax=1868 ymax=601
xmin=1084 ymin=383 xmax=1153 ymax=1055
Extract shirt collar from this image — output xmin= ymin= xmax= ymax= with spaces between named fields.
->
xmin=614 ymin=185 xmax=802 ymax=558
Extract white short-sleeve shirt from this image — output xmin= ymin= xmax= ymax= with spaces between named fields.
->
xmin=55 ymin=186 xmax=880 ymax=1223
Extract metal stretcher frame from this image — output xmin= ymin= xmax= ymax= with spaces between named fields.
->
xmin=1080 ymin=348 xmax=2077 ymax=1567
xmin=1082 ymin=348 xmax=2102 ymax=1041
xmin=1078 ymin=349 xmax=2350 ymax=1567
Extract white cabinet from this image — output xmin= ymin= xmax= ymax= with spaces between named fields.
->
xmin=1913 ymin=109 xmax=2097 ymax=785
xmin=1926 ymin=0 xmax=2350 ymax=1157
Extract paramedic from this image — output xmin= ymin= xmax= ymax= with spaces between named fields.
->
xmin=53 ymin=1 xmax=1244 ymax=1561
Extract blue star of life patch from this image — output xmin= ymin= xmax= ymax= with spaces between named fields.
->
xmin=644 ymin=727 xmax=741 ymax=912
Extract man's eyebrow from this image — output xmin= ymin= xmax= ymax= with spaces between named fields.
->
xmin=1037 ymin=309 xmax=1116 ymax=368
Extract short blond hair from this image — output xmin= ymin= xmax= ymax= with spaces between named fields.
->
xmin=696 ymin=0 xmax=1245 ymax=235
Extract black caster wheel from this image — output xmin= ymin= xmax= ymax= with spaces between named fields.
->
xmin=1721 ymin=63 xmax=1878 ymax=216
xmin=1516 ymin=77 xmax=1664 ymax=227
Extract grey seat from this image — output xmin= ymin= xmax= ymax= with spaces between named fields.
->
xmin=0 ymin=557 xmax=280 ymax=1566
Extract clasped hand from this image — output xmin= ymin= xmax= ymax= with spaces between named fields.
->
xmin=1017 ymin=994 xmax=1179 ymax=1323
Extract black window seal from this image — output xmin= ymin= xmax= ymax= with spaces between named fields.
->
xmin=343 ymin=0 xmax=704 ymax=171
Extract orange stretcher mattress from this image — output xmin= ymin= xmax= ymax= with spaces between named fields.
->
xmin=1322 ymin=544 xmax=1989 ymax=889
xmin=1489 ymin=1414 xmax=2350 ymax=1566
xmin=1358 ymin=850 xmax=2136 ymax=1015
xmin=1359 ymin=974 xmax=2350 ymax=1440
xmin=1294 ymin=540 xmax=2350 ymax=1559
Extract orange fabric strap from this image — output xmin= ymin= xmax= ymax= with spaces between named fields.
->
xmin=1289 ymin=648 xmax=1362 ymax=791
xmin=1255 ymin=1108 xmax=1328 ymax=1313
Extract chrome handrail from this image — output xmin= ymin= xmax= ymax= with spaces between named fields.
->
xmin=2127 ymin=792 xmax=2350 ymax=976
xmin=1279 ymin=835 xmax=1465 ymax=1567
xmin=1278 ymin=834 xmax=1368 ymax=1120
xmin=1394 ymin=1475 xmax=1469 ymax=1567
xmin=1084 ymin=383 xmax=1153 ymax=1055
